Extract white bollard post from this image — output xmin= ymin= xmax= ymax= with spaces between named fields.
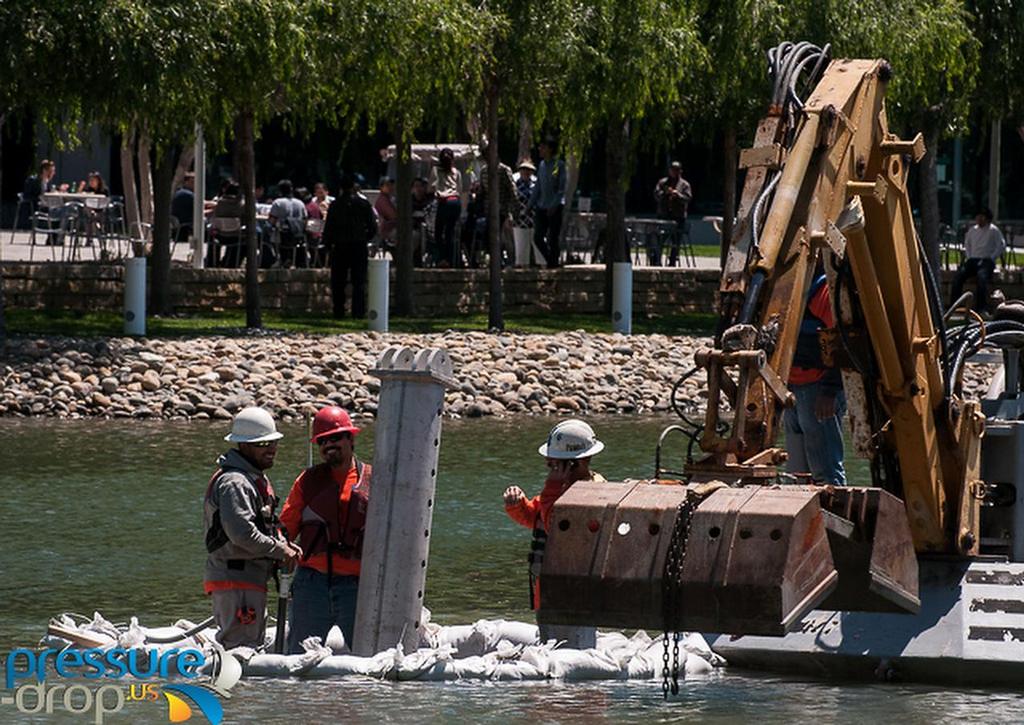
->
xmin=367 ymin=258 xmax=390 ymax=332
xmin=612 ymin=261 xmax=632 ymax=335
xmin=124 ymin=257 xmax=146 ymax=336
xmin=513 ymin=227 xmax=531 ymax=267
xmin=352 ymin=347 xmax=456 ymax=656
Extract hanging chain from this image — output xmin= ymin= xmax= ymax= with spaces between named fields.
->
xmin=662 ymin=488 xmax=698 ymax=699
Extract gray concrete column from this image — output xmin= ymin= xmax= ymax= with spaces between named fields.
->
xmin=352 ymin=347 xmax=456 ymax=655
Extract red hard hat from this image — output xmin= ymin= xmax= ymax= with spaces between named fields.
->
xmin=310 ymin=406 xmax=360 ymax=442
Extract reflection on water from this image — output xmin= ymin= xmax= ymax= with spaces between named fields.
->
xmin=0 ymin=417 xmax=1018 ymax=723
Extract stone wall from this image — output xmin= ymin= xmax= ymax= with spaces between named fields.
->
xmin=6 ymin=261 xmax=1023 ymax=318
xmin=0 ymin=263 xmax=723 ymax=317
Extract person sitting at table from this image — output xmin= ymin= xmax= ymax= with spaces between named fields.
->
xmin=75 ymin=171 xmax=110 ymax=243
xmin=171 ymin=172 xmax=196 ymax=242
xmin=211 ymin=180 xmax=246 ymax=268
xmin=269 ymin=179 xmax=308 ymax=268
xmin=19 ymin=160 xmax=58 ymax=227
xmin=77 ymin=171 xmax=109 ymax=195
xmin=311 ymin=182 xmax=333 ymax=217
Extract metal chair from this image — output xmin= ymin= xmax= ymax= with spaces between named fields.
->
xmin=305 ymin=217 xmax=326 ymax=267
xmin=29 ymin=209 xmax=61 ymax=261
xmin=9 ymin=192 xmax=35 ymax=244
xmin=101 ymin=199 xmax=129 ymax=261
xmin=210 ymin=216 xmax=244 ymax=267
xmin=58 ymin=202 xmax=86 ymax=262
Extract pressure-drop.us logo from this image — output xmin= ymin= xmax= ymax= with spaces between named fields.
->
xmin=1 ymin=643 xmax=240 ymax=724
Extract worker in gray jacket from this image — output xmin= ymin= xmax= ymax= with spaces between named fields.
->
xmin=203 ymin=406 xmax=302 ymax=649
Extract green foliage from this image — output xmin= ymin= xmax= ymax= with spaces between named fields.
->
xmin=819 ymin=0 xmax=979 ymax=133
xmin=5 ymin=308 xmax=717 ymax=337
xmin=967 ymin=0 xmax=1024 ymax=123
xmin=689 ymin=0 xmax=796 ymax=138
xmin=557 ymin=0 xmax=704 ymax=151
xmin=309 ymin=0 xmax=490 ymax=141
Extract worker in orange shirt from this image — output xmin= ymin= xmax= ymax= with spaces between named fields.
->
xmin=503 ymin=419 xmax=605 ymax=648
xmin=280 ymin=406 xmax=372 ymax=654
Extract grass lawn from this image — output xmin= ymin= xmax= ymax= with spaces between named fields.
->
xmin=6 ymin=309 xmax=718 ymax=338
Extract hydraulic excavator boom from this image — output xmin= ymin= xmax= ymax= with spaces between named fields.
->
xmin=538 ymin=48 xmax=985 ymax=637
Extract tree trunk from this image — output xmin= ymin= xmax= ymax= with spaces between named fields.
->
xmin=237 ymin=111 xmax=261 ymax=329
xmin=0 ymin=111 xmax=6 ymax=344
xmin=150 ymin=145 xmax=177 ymax=316
xmin=603 ymin=117 xmax=630 ymax=313
xmin=517 ymin=113 xmax=532 ymax=164
xmin=486 ymin=81 xmax=503 ymax=331
xmin=988 ymin=118 xmax=1002 ymax=221
xmin=560 ymin=153 xmax=580 ymax=249
xmin=120 ymin=130 xmax=141 ymax=238
xmin=918 ymin=114 xmax=942 ymax=275
xmin=138 ymin=132 xmax=155 ymax=225
xmin=721 ymin=126 xmax=738 ymax=269
xmin=393 ymin=129 xmax=415 ymax=317
xmin=171 ymin=143 xmax=196 ymax=196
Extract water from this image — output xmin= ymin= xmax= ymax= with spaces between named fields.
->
xmin=0 ymin=417 xmax=1018 ymax=723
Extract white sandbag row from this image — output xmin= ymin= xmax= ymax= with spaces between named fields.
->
xmin=44 ymin=611 xmax=724 ymax=684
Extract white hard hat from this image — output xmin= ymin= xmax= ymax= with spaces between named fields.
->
xmin=538 ymin=419 xmax=604 ymax=460
xmin=224 ymin=406 xmax=284 ymax=443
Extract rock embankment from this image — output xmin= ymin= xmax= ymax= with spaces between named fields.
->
xmin=0 ymin=332 xmax=998 ymax=421
xmin=0 ymin=332 xmax=710 ymax=421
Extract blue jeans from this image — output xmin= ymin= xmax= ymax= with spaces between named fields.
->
xmin=287 ymin=567 xmax=359 ymax=654
xmin=784 ymin=381 xmax=847 ymax=485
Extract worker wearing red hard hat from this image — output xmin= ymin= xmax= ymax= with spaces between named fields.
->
xmin=280 ymin=406 xmax=372 ymax=653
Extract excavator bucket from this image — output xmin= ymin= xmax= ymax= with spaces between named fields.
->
xmin=538 ymin=481 xmax=919 ymax=636
xmin=817 ymin=487 xmax=921 ymax=613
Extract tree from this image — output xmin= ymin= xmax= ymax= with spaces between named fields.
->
xmin=558 ymin=0 xmax=703 ymax=309
xmin=309 ymin=0 xmax=488 ymax=318
xmin=692 ymin=0 xmax=794 ymax=265
xmin=820 ymin=0 xmax=978 ymax=270
xmin=0 ymin=1 xmax=113 ymax=340
xmin=203 ymin=0 xmax=314 ymax=329
xmin=473 ymin=0 xmax=582 ymax=329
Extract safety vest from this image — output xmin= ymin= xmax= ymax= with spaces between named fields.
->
xmin=204 ymin=466 xmax=278 ymax=554
xmin=297 ymin=460 xmax=372 ymax=564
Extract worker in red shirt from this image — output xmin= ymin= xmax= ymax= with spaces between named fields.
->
xmin=280 ymin=406 xmax=372 ymax=653
xmin=784 ymin=273 xmax=846 ymax=485
xmin=503 ymin=419 xmax=605 ymax=648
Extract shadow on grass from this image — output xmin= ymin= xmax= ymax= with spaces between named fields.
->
xmin=6 ymin=309 xmax=717 ymax=338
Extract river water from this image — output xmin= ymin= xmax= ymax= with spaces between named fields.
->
xmin=0 ymin=417 xmax=1019 ymax=723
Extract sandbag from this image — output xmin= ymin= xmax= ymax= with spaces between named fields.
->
xmin=547 ymin=648 xmax=627 ymax=681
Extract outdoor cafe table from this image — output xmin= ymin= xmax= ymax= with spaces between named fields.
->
xmin=625 ymin=216 xmax=685 ymax=267
xmin=41 ymin=191 xmax=110 ymax=210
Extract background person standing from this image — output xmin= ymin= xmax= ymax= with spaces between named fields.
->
xmin=429 ymin=148 xmax=463 ymax=267
xmin=322 ymin=174 xmax=377 ymax=319
xmin=280 ymin=406 xmax=372 ymax=653
xmin=203 ymin=407 xmax=301 ymax=649
xmin=653 ymin=161 xmax=692 ymax=267
xmin=529 ymin=137 xmax=566 ymax=268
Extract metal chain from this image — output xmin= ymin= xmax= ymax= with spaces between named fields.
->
xmin=662 ymin=489 xmax=698 ymax=698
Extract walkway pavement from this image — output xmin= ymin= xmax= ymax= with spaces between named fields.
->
xmin=0 ymin=228 xmax=723 ymax=270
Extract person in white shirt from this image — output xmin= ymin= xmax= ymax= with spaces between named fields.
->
xmin=951 ymin=207 xmax=1006 ymax=313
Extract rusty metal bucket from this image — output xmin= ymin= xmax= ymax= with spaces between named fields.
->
xmin=538 ymin=481 xmax=919 ymax=636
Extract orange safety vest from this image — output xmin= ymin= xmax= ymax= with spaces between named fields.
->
xmin=296 ymin=460 xmax=371 ymax=577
